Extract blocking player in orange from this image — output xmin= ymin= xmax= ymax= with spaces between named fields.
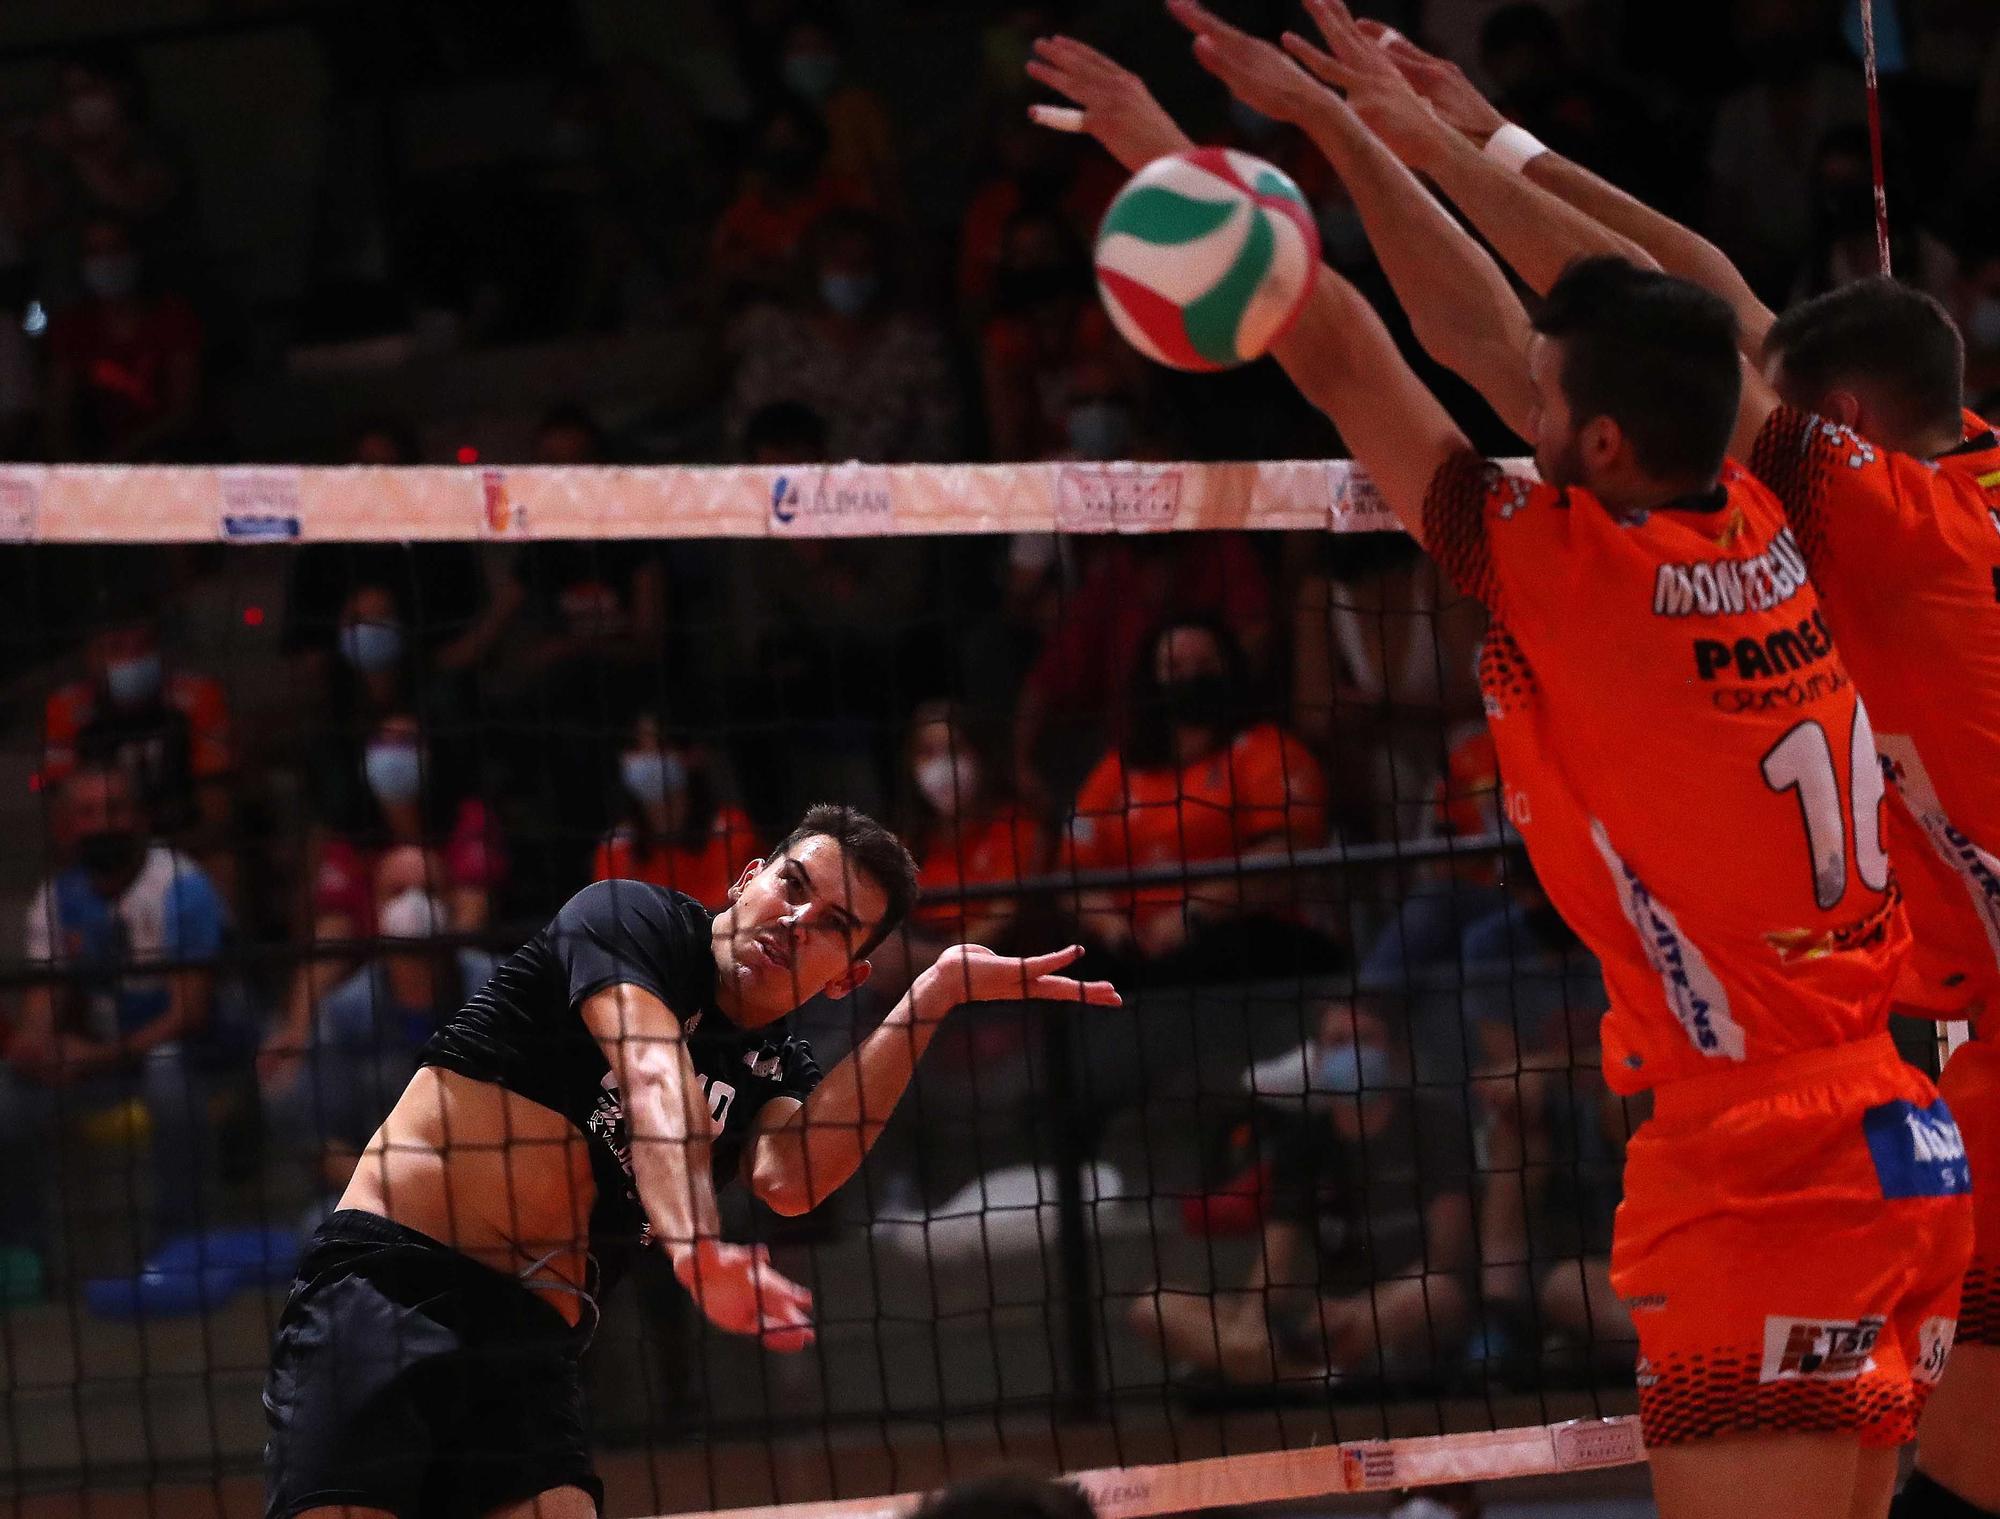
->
xmin=1308 ymin=21 xmax=2000 ymax=1512
xmin=1032 ymin=12 xmax=1974 ymax=1517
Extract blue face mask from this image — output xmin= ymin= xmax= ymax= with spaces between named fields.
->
xmin=104 ymin=651 xmax=162 ymax=707
xmin=1066 ymin=400 xmax=1133 ymax=461
xmin=821 ymin=271 xmax=878 ymax=318
xmin=783 ymin=52 xmax=842 ymax=103
xmin=364 ymin=743 xmax=423 ymax=805
xmin=621 ymin=749 xmax=688 ymax=806
xmin=1315 ymin=1042 xmax=1394 ymax=1096
xmin=339 ymin=620 xmax=404 ymax=672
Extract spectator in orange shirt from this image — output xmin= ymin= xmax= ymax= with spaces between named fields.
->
xmin=711 ymin=97 xmax=870 ymax=305
xmin=871 ymin=700 xmax=1046 ymax=1000
xmin=42 ymin=609 xmax=234 ymax=894
xmin=591 ymin=712 xmax=756 ymax=911
xmin=1062 ymin=619 xmax=1334 ymax=984
xmin=777 ymin=16 xmax=901 ymax=212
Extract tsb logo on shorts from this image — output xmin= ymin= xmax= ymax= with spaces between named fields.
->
xmin=1759 ymin=1315 xmax=1884 ymax=1383
xmin=1863 ymin=1099 xmax=1971 ymax=1198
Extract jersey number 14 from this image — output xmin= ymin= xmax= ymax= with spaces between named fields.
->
xmin=1761 ymin=701 xmax=1890 ymax=911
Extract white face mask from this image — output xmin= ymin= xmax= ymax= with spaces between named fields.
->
xmin=378 ymin=886 xmax=448 ymax=941
xmin=915 ymin=752 xmax=979 ymax=814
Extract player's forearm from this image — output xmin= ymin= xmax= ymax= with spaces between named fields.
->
xmin=1270 ymin=269 xmax=1468 ymax=543
xmin=777 ymin=993 xmax=947 ymax=1210
xmin=1522 ymin=152 xmax=1774 ymax=353
xmin=1294 ymin=98 xmax=1530 ymax=409
xmin=629 ymin=1057 xmax=724 ymax=1258
xmin=1423 ymin=128 xmax=1653 ymax=298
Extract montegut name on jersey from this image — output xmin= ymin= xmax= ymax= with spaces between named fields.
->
xmin=1653 ymin=530 xmax=1809 ymax=618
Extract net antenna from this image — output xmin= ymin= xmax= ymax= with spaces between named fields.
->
xmin=1859 ymin=0 xmax=1892 ymax=278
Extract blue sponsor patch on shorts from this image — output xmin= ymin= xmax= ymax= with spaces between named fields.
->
xmin=1863 ymin=1099 xmax=1971 ymax=1199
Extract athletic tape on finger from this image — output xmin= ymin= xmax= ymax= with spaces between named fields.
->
xmin=1028 ymin=104 xmax=1086 ymax=133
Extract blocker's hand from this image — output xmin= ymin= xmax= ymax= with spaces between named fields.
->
xmin=1281 ymin=0 xmax=1456 ymax=170
xmin=673 ymin=1239 xmax=815 ymax=1352
xmin=917 ymin=943 xmax=1122 ymax=1019
xmin=1351 ymin=18 xmax=1507 ymax=148
xmin=1026 ymin=35 xmax=1193 ymax=173
xmin=1165 ymin=0 xmax=1332 ymax=128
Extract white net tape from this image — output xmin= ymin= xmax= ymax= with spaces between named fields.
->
xmin=0 ymin=458 xmax=1465 ymax=542
xmin=670 ymin=1418 xmax=1647 ymax=1519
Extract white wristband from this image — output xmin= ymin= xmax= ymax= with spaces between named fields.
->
xmin=1483 ymin=123 xmax=1547 ymax=174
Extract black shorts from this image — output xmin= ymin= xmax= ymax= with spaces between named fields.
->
xmin=263 ymin=1209 xmax=601 ymax=1519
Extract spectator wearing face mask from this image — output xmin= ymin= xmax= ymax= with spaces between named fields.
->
xmin=261 ymin=871 xmax=497 ymax=1227
xmin=868 ymin=700 xmax=1045 ymax=999
xmin=45 ymin=213 xmax=202 ymax=461
xmin=1060 ymin=619 xmax=1330 ymax=981
xmin=727 ymin=207 xmax=958 ymax=462
xmin=777 ymin=15 xmax=900 ymax=212
xmin=592 ymin=712 xmax=756 ymax=910
xmin=1129 ymin=999 xmax=1474 ymax=1386
xmin=1 ymin=764 xmax=228 ymax=1264
xmin=41 ymin=610 xmax=232 ymax=865
xmin=281 ymin=712 xmax=502 ymax=1078
xmin=980 ymin=205 xmax=1123 ymax=461
xmin=282 ymin=423 xmax=520 ymax=698
xmin=711 ymin=96 xmax=871 ymax=303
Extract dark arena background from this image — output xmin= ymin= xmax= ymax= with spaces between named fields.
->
xmin=0 ymin=1 xmax=1986 ymax=1517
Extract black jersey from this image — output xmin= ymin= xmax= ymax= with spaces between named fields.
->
xmin=419 ymin=880 xmax=820 ymax=1274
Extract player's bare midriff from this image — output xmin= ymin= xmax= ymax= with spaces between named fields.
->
xmin=337 ymin=1065 xmax=597 ymax=1325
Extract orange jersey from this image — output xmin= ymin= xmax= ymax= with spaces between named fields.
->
xmin=1750 ymin=408 xmax=2000 ymax=1017
xmin=1064 ymin=722 xmax=1327 ymax=931
xmin=591 ymin=806 xmax=757 ymax=912
xmin=1424 ymin=452 xmax=1907 ymax=1095
xmin=43 ymin=672 xmax=230 ymax=783
xmin=911 ymin=806 xmax=1046 ymax=934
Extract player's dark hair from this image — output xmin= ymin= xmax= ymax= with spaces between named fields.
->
xmin=1533 ymin=256 xmax=1741 ymax=484
xmin=1764 ymin=276 xmax=1963 ymax=441
xmin=911 ymin=1475 xmax=1098 ymax=1519
xmin=773 ymin=803 xmax=920 ymax=959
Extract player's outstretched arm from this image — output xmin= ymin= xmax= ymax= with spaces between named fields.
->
xmin=1273 ymin=266 xmax=1474 ymax=548
xmin=1278 ymin=0 xmax=1650 ymax=302
xmin=583 ymin=983 xmax=816 ymax=1351
xmin=1166 ymin=0 xmax=1537 ymax=439
xmin=1358 ymin=16 xmax=1775 ymax=357
xmin=745 ymin=945 xmax=1119 ymax=1216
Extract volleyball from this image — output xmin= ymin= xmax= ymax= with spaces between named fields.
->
xmin=1092 ymin=147 xmax=1321 ymax=372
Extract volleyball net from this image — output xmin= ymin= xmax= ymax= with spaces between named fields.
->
xmin=0 ymin=457 xmax=1668 ymax=1516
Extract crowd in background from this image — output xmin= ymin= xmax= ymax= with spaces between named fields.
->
xmin=0 ymin=0 xmax=1982 ymax=1399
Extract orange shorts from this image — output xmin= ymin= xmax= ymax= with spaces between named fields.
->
xmin=1938 ymin=1037 xmax=2000 ymax=1345
xmin=1611 ymin=1036 xmax=1973 ymax=1448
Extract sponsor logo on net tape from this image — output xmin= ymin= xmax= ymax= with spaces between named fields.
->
xmin=0 ymin=469 xmax=40 ymax=541
xmin=1340 ymin=1444 xmax=1398 ymax=1491
xmin=771 ymin=466 xmax=895 ymax=536
xmin=1759 ymin=1314 xmax=1884 ymax=1383
xmin=1328 ymin=462 xmax=1397 ymax=533
xmin=220 ymin=467 xmax=302 ymax=540
xmin=482 ymin=468 xmax=526 ymax=537
xmin=1056 ymin=463 xmax=1182 ymax=532
xmin=1552 ymin=1418 xmax=1645 ymax=1470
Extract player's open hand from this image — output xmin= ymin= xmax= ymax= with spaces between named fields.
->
xmin=673 ymin=1239 xmax=815 ymax=1352
xmin=1026 ymin=36 xmax=1193 ymax=174
xmin=918 ymin=943 xmax=1122 ymax=1019
xmin=1350 ymin=19 xmax=1507 ymax=148
xmin=1280 ymin=0 xmax=1454 ymax=170
xmin=1166 ymin=0 xmax=1333 ymax=130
